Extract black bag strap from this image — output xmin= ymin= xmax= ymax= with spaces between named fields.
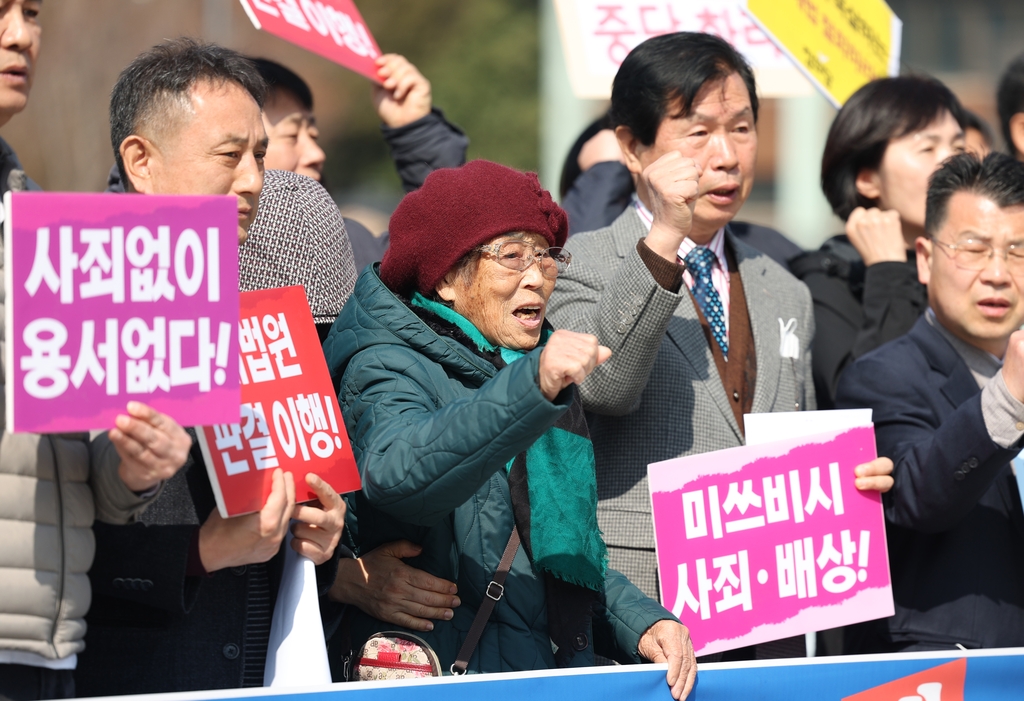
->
xmin=450 ymin=527 xmax=520 ymax=675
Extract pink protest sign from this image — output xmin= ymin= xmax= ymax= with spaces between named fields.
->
xmin=239 ymin=0 xmax=381 ymax=82
xmin=4 ymin=192 xmax=240 ymax=433
xmin=648 ymin=426 xmax=893 ymax=656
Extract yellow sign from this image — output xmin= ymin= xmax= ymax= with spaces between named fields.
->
xmin=744 ymin=0 xmax=902 ymax=107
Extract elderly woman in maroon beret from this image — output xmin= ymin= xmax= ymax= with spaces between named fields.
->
xmin=324 ymin=160 xmax=695 ymax=694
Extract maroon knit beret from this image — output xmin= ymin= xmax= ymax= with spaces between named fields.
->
xmin=380 ymin=160 xmax=569 ymax=295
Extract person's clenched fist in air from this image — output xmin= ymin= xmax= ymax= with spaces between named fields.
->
xmin=845 ymin=207 xmax=907 ymax=266
xmin=538 ymin=329 xmax=612 ymax=401
xmin=642 ymin=152 xmax=703 ymax=262
xmin=1000 ymin=329 xmax=1024 ymax=403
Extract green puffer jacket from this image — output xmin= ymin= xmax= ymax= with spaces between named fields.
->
xmin=323 ymin=265 xmax=674 ymax=675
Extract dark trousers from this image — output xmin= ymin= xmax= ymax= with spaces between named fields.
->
xmin=0 ymin=665 xmax=75 ymax=701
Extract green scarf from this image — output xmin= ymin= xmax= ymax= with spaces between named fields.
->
xmin=410 ymin=293 xmax=608 ymax=591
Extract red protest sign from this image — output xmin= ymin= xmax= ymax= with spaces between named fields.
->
xmin=843 ymin=659 xmax=966 ymax=701
xmin=197 ymin=285 xmax=360 ymax=517
xmin=239 ymin=0 xmax=381 ymax=82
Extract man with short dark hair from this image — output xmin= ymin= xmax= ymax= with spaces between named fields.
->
xmin=837 ymin=152 xmax=1024 ymax=653
xmin=548 ymin=32 xmax=893 ymax=661
xmin=997 ymin=53 xmax=1024 ymax=160
xmin=109 ymin=38 xmax=267 ymax=243
xmin=75 ymin=39 xmax=346 ymax=696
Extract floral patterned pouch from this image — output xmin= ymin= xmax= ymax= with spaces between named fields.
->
xmin=353 ymin=631 xmax=443 ymax=680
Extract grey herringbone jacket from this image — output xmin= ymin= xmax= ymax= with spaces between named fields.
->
xmin=547 ymin=209 xmax=815 ymax=597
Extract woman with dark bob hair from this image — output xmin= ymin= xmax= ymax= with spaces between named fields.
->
xmin=323 ymin=160 xmax=695 ymax=697
xmin=790 ymin=76 xmax=966 ymax=408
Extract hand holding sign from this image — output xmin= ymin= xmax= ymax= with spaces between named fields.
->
xmin=110 ymin=401 xmax=192 ymax=492
xmin=199 ymin=468 xmax=296 ymax=572
xmin=638 ymin=620 xmax=697 ymax=700
xmin=639 ymin=152 xmax=702 ymax=262
xmin=372 ymin=54 xmax=432 ymax=129
xmin=855 ymin=457 xmax=894 ymax=493
xmin=290 ymin=473 xmax=346 ymax=565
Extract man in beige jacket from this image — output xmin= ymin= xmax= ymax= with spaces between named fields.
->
xmin=0 ymin=3 xmax=192 ymax=699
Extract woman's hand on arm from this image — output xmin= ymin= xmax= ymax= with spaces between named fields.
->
xmin=637 ymin=620 xmax=697 ymax=700
xmin=328 ymin=540 xmax=460 ymax=631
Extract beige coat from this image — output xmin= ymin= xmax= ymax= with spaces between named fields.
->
xmin=0 ymin=257 xmax=151 ymax=661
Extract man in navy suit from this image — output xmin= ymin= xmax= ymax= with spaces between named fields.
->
xmin=837 ymin=152 xmax=1024 ymax=653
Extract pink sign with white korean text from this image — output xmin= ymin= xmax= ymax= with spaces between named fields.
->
xmin=239 ymin=0 xmax=380 ymax=82
xmin=5 ymin=192 xmax=240 ymax=433
xmin=648 ymin=426 xmax=893 ymax=656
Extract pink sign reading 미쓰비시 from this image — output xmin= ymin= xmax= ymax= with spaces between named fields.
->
xmin=5 ymin=191 xmax=240 ymax=433
xmin=648 ymin=426 xmax=893 ymax=656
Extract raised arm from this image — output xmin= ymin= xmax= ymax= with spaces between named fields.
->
xmin=373 ymin=54 xmax=468 ymax=193
xmin=341 ymin=332 xmax=607 ymax=525
xmin=845 ymin=208 xmax=926 ymax=360
xmin=549 ymin=153 xmax=699 ymax=415
xmin=836 ymin=346 xmax=1019 ymax=532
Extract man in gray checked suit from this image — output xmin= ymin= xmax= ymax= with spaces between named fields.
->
xmin=547 ymin=33 xmax=816 ymax=658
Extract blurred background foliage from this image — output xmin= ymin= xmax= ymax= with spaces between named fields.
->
xmin=324 ymin=0 xmax=540 ymax=202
